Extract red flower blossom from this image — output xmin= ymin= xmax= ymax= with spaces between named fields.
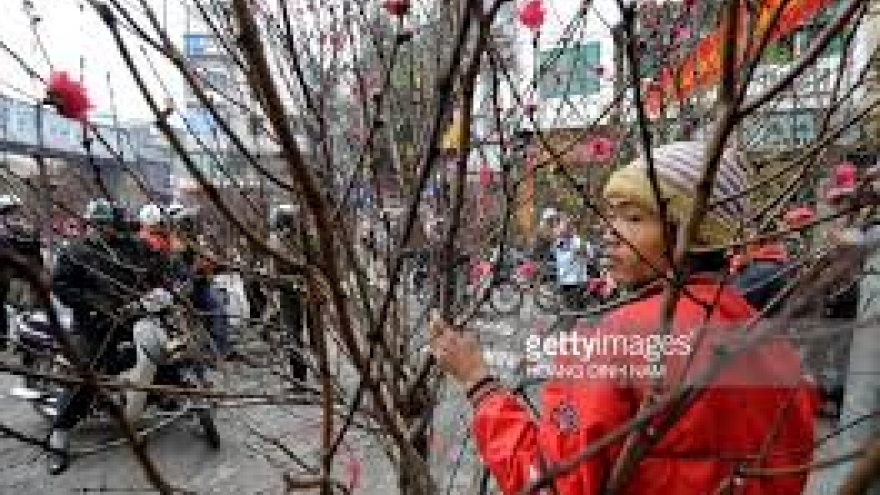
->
xmin=586 ymin=136 xmax=615 ymax=162
xmin=783 ymin=206 xmax=815 ymax=229
xmin=672 ymin=25 xmax=691 ymax=43
xmin=826 ymin=161 xmax=858 ymax=202
xmin=517 ymin=260 xmax=537 ymax=280
xmin=833 ymin=161 xmax=857 ymax=188
xmin=518 ymin=0 xmax=545 ymax=31
xmin=479 ymin=164 xmax=494 ymax=188
xmin=382 ymin=0 xmax=410 ymax=17
xmin=46 ymin=71 xmax=92 ymax=122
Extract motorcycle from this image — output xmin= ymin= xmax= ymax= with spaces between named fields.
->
xmin=6 ymin=289 xmax=220 ymax=455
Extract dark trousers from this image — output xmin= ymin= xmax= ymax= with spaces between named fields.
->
xmin=560 ymin=284 xmax=586 ymax=310
xmin=193 ymin=284 xmax=229 ymax=357
xmin=0 ymin=302 xmax=7 ymax=341
xmin=280 ymin=289 xmax=308 ymax=382
xmin=53 ymin=320 xmax=131 ymax=430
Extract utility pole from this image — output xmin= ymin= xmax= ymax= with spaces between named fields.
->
xmin=35 ymin=103 xmax=54 ymax=259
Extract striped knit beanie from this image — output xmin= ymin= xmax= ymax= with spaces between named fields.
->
xmin=603 ymin=140 xmax=749 ymax=247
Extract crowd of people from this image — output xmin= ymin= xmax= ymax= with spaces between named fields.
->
xmin=0 ymin=196 xmax=312 ymax=475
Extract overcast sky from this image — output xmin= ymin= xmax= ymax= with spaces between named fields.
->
xmin=0 ymin=0 xmax=621 ymax=123
xmin=1 ymin=0 xmax=190 ymax=123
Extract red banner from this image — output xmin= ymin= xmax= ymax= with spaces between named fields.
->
xmin=648 ymin=0 xmax=837 ymax=114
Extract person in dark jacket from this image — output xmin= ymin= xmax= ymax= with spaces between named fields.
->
xmin=166 ymin=205 xmax=230 ymax=359
xmin=0 ymin=194 xmax=44 ymax=345
xmin=47 ymin=199 xmax=161 ymax=475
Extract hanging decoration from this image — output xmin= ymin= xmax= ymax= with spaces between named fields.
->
xmin=46 ymin=71 xmax=92 ymax=122
xmin=382 ymin=0 xmax=410 ymax=17
xmin=656 ymin=0 xmax=838 ymax=106
xmin=518 ymin=0 xmax=546 ymax=31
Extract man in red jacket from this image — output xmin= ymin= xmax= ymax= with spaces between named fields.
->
xmin=429 ymin=141 xmax=816 ymax=495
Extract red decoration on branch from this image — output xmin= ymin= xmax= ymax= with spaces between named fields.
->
xmin=518 ymin=0 xmax=545 ymax=31
xmin=672 ymin=25 xmax=691 ymax=43
xmin=46 ymin=71 xmax=92 ymax=122
xmin=585 ymin=136 xmax=615 ymax=163
xmin=382 ymin=0 xmax=410 ymax=17
xmin=479 ymin=164 xmax=494 ymax=188
xmin=783 ymin=206 xmax=815 ymax=229
xmin=826 ymin=161 xmax=857 ymax=202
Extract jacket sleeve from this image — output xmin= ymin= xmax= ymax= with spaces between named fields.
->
xmin=471 ymin=375 xmax=634 ymax=495
xmin=51 ymin=246 xmax=89 ymax=312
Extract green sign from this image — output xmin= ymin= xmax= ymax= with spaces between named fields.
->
xmin=537 ymin=42 xmax=601 ymax=99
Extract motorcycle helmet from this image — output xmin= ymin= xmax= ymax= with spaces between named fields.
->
xmin=1 ymin=194 xmax=36 ymax=241
xmin=166 ymin=202 xmax=185 ymax=218
xmin=269 ymin=204 xmax=297 ymax=231
xmin=84 ymin=198 xmax=118 ymax=223
xmin=138 ymin=203 xmax=164 ymax=228
xmin=0 ymin=194 xmax=23 ymax=214
xmin=169 ymin=204 xmax=199 ymax=235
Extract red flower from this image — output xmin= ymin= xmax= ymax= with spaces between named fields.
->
xmin=672 ymin=25 xmax=691 ymax=43
xmin=586 ymin=136 xmax=615 ymax=162
xmin=46 ymin=71 xmax=92 ymax=122
xmin=517 ymin=260 xmax=537 ymax=280
xmin=833 ymin=161 xmax=857 ymax=188
xmin=382 ymin=0 xmax=410 ymax=17
xmin=783 ymin=206 xmax=815 ymax=229
xmin=826 ymin=161 xmax=858 ymax=202
xmin=479 ymin=164 xmax=494 ymax=188
xmin=518 ymin=0 xmax=545 ymax=31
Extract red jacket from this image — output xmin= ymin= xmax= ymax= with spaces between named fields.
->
xmin=472 ymin=278 xmax=816 ymax=495
xmin=139 ymin=230 xmax=171 ymax=253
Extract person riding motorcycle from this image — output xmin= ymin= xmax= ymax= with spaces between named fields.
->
xmin=165 ymin=204 xmax=230 ymax=359
xmin=0 ymin=194 xmax=44 ymax=346
xmin=137 ymin=203 xmax=171 ymax=252
xmin=47 ymin=198 xmax=165 ymax=475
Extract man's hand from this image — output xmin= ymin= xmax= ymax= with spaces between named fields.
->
xmin=427 ymin=310 xmax=489 ymax=390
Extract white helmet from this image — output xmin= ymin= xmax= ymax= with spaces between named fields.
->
xmin=138 ymin=203 xmax=164 ymax=227
xmin=0 ymin=194 xmax=23 ymax=214
xmin=540 ymin=208 xmax=559 ymax=224
xmin=269 ymin=204 xmax=297 ymax=231
xmin=166 ymin=202 xmax=185 ymax=217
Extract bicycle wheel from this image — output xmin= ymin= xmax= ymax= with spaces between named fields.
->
xmin=489 ymin=280 xmax=524 ymax=316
